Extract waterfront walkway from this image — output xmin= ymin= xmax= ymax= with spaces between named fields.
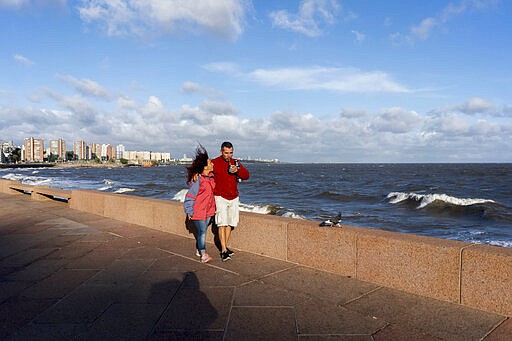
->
xmin=0 ymin=193 xmax=510 ymax=340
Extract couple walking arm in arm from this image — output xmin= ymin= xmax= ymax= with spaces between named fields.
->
xmin=184 ymin=141 xmax=250 ymax=262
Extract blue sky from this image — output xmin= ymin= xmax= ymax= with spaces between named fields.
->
xmin=1 ymin=0 xmax=511 ymax=162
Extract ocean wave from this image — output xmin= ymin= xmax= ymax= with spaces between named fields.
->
xmin=172 ymin=189 xmax=279 ymax=216
xmin=239 ymin=203 xmax=272 ymax=214
xmin=173 ymin=189 xmax=188 ymax=202
xmin=115 ymin=188 xmax=135 ymax=194
xmin=281 ymin=211 xmax=306 ymax=219
xmin=97 ymin=185 xmax=112 ymax=191
xmin=2 ymin=172 xmax=51 ymax=186
xmin=387 ymin=192 xmax=495 ymax=209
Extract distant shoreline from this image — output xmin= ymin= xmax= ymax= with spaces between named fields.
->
xmin=0 ymin=163 xmax=55 ymax=169
xmin=0 ymin=162 xmax=126 ymax=169
xmin=54 ymin=162 xmax=126 ymax=168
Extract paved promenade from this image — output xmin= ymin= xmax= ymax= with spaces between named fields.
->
xmin=0 ymin=192 xmax=510 ymax=340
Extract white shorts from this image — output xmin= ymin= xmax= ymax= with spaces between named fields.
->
xmin=215 ymin=196 xmax=239 ymax=227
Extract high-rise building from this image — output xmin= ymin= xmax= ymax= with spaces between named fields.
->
xmin=89 ymin=143 xmax=102 ymax=159
xmin=106 ymin=144 xmax=115 ymax=160
xmin=74 ymin=140 xmax=87 ymax=160
xmin=116 ymin=144 xmax=125 ymax=159
xmin=50 ymin=138 xmax=66 ymax=159
xmin=23 ymin=137 xmax=44 ymax=162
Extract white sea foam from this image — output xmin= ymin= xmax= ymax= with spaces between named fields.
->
xmin=1 ymin=172 xmax=51 ymax=186
xmin=387 ymin=192 xmax=495 ymax=209
xmin=488 ymin=240 xmax=512 ymax=248
xmin=173 ymin=189 xmax=188 ymax=202
xmin=97 ymin=185 xmax=112 ymax=191
xmin=172 ymin=189 xmax=272 ymax=215
xmin=114 ymin=188 xmax=135 ymax=194
xmin=239 ymin=203 xmax=272 ymax=214
xmin=282 ymin=211 xmax=305 ymax=219
xmin=103 ymin=179 xmax=114 ymax=185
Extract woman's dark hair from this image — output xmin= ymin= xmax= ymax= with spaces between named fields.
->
xmin=186 ymin=145 xmax=209 ymax=183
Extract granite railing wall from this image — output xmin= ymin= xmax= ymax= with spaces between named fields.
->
xmin=1 ymin=179 xmax=510 ymax=317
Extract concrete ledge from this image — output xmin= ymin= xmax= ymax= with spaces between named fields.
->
xmin=461 ymin=244 xmax=512 ymax=316
xmin=70 ymin=190 xmax=107 ymax=215
xmin=353 ymin=227 xmax=469 ymax=303
xmin=1 ymin=179 xmax=511 ymax=317
xmin=232 ymin=213 xmax=290 ymax=259
xmin=287 ymin=220 xmax=357 ymax=276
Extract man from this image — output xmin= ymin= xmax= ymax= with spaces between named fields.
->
xmin=212 ymin=141 xmax=250 ymax=261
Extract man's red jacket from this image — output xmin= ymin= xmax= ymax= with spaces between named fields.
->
xmin=212 ymin=156 xmax=250 ymax=200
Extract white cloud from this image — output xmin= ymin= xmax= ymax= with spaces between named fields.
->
xmin=117 ymin=95 xmax=137 ymax=110
xmin=369 ymin=107 xmax=422 ymax=134
xmin=202 ymin=62 xmax=240 ymax=74
xmin=201 ymin=100 xmax=239 ymax=116
xmin=3 ymin=84 xmax=510 ymax=162
xmin=351 ymin=30 xmax=365 ymax=43
xmin=13 ymin=54 xmax=34 ymax=66
xmin=425 ymin=113 xmax=471 ymax=135
xmin=181 ymin=81 xmax=201 ymax=94
xmin=77 ymin=0 xmax=247 ymax=41
xmin=248 ymin=66 xmax=410 ymax=93
xmin=456 ymin=97 xmax=495 ymax=115
xmin=393 ymin=0 xmax=498 ymax=44
xmin=269 ymin=0 xmax=340 ymax=37
xmin=57 ymin=74 xmax=111 ymax=99
xmin=180 ymin=81 xmax=224 ymax=99
xmin=431 ymin=97 xmax=498 ymax=116
xmin=340 ymin=107 xmax=367 ymax=118
xmin=410 ymin=17 xmax=437 ymax=41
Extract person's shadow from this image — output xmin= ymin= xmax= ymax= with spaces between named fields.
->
xmin=148 ymin=271 xmax=219 ymax=338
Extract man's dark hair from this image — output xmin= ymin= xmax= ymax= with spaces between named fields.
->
xmin=221 ymin=141 xmax=233 ymax=149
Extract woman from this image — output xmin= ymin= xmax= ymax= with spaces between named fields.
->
xmin=184 ymin=145 xmax=216 ymax=263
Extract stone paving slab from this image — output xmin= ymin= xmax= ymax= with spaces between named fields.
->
xmin=0 ymin=193 xmax=509 ymax=340
xmin=344 ymin=286 xmax=506 ymax=341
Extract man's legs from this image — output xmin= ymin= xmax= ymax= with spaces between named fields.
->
xmin=218 ymin=225 xmax=232 ymax=252
xmin=215 ymin=196 xmax=238 ymax=260
xmin=219 ymin=225 xmax=228 ymax=253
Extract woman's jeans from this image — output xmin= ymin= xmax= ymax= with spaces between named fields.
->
xmin=192 ymin=217 xmax=211 ymax=252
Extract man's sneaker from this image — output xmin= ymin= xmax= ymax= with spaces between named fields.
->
xmin=195 ymin=250 xmax=201 ymax=257
xmin=226 ymin=248 xmax=235 ymax=256
xmin=200 ymin=253 xmax=212 ymax=263
xmin=220 ymin=251 xmax=231 ymax=262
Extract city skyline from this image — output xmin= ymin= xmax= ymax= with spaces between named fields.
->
xmin=1 ymin=136 xmax=171 ymax=163
xmin=1 ymin=1 xmax=511 ymax=162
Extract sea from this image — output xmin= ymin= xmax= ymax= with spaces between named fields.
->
xmin=2 ymin=163 xmax=511 ymax=248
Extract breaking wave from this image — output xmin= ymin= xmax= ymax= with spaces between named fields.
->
xmin=387 ymin=192 xmax=496 ymax=209
xmin=172 ymin=189 xmax=303 ymax=218
xmin=115 ymin=188 xmax=135 ymax=194
xmin=1 ymin=172 xmax=51 ymax=186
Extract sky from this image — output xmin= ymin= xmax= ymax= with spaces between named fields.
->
xmin=1 ymin=0 xmax=511 ymax=163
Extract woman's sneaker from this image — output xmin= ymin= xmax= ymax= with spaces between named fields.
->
xmin=200 ymin=253 xmax=212 ymax=263
xmin=220 ymin=251 xmax=231 ymax=262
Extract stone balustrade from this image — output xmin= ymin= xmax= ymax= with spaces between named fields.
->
xmin=1 ymin=178 xmax=510 ymax=317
